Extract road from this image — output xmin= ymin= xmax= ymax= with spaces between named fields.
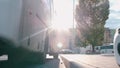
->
xmin=61 ymin=54 xmax=120 ymax=68
xmin=0 ymin=54 xmax=120 ymax=68
xmin=25 ymin=57 xmax=66 ymax=68
xmin=0 ymin=55 xmax=66 ymax=68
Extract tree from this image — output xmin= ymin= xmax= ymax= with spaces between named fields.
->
xmin=75 ymin=29 xmax=89 ymax=47
xmin=75 ymin=0 xmax=109 ymax=52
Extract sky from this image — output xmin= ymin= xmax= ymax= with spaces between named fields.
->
xmin=52 ymin=0 xmax=79 ymax=30
xmin=105 ymin=0 xmax=120 ymax=29
xmin=52 ymin=0 xmax=75 ymax=30
xmin=52 ymin=0 xmax=118 ymax=29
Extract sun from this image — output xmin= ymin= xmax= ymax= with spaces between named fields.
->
xmin=57 ymin=42 xmax=63 ymax=48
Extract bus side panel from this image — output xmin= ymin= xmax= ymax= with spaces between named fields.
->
xmin=20 ymin=0 xmax=50 ymax=52
xmin=0 ymin=0 xmax=22 ymax=44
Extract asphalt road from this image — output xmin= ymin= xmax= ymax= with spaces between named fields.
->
xmin=25 ymin=58 xmax=66 ymax=68
xmin=1 ymin=54 xmax=120 ymax=68
xmin=0 ymin=55 xmax=66 ymax=68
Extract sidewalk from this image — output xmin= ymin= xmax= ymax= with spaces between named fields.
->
xmin=60 ymin=54 xmax=119 ymax=68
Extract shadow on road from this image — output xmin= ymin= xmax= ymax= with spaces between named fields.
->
xmin=25 ymin=58 xmax=61 ymax=68
xmin=0 ymin=58 xmax=61 ymax=68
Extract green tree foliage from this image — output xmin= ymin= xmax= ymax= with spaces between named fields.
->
xmin=75 ymin=0 xmax=109 ymax=52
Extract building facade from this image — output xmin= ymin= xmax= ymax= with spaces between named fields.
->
xmin=104 ymin=28 xmax=115 ymax=45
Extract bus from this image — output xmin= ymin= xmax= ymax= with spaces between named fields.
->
xmin=0 ymin=0 xmax=52 ymax=64
xmin=100 ymin=44 xmax=114 ymax=54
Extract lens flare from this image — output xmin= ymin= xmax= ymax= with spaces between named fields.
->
xmin=57 ymin=42 xmax=63 ymax=48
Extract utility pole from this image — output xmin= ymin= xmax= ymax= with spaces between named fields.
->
xmin=72 ymin=0 xmax=75 ymax=50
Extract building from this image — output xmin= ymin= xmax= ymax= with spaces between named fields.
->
xmin=104 ymin=28 xmax=115 ymax=45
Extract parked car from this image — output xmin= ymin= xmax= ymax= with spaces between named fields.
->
xmin=59 ymin=49 xmax=74 ymax=54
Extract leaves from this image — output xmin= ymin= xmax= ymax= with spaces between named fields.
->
xmin=75 ymin=0 xmax=109 ymax=51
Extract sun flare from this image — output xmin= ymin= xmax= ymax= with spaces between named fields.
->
xmin=51 ymin=0 xmax=75 ymax=30
xmin=57 ymin=42 xmax=63 ymax=48
xmin=51 ymin=16 xmax=72 ymax=30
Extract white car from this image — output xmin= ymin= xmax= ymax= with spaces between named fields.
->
xmin=59 ymin=49 xmax=74 ymax=54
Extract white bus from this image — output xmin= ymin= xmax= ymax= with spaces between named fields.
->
xmin=100 ymin=44 xmax=114 ymax=54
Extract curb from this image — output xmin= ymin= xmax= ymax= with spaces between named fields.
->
xmin=61 ymin=56 xmax=80 ymax=68
xmin=60 ymin=56 xmax=93 ymax=68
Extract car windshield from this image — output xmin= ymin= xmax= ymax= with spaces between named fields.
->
xmin=0 ymin=0 xmax=120 ymax=68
